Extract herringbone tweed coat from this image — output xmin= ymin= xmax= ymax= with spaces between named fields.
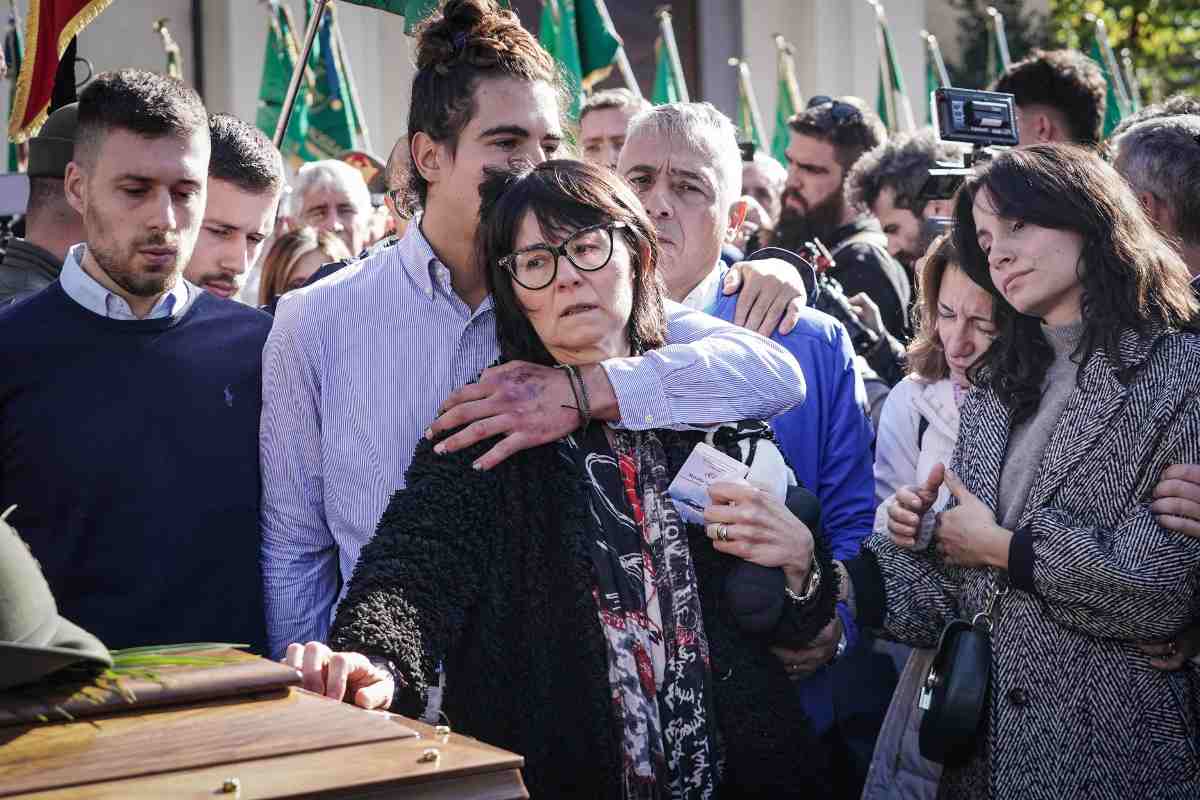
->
xmin=865 ymin=326 xmax=1200 ymax=799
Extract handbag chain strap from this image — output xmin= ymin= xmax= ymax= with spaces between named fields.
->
xmin=970 ymin=571 xmax=1009 ymax=631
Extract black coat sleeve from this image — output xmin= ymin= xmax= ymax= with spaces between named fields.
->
xmin=834 ymin=243 xmax=912 ymax=341
xmin=328 ymin=435 xmax=502 ymax=717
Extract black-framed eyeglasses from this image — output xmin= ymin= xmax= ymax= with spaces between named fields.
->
xmin=806 ymin=95 xmax=864 ymax=127
xmin=498 ymin=221 xmax=628 ymax=291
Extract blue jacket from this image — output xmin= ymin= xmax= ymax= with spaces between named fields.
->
xmin=711 ymin=284 xmax=876 ymax=733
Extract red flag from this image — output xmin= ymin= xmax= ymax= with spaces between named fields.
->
xmin=8 ymin=0 xmax=113 ymax=142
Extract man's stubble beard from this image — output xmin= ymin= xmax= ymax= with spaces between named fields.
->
xmin=85 ymin=202 xmax=187 ymax=298
xmin=770 ymin=189 xmax=848 ymax=252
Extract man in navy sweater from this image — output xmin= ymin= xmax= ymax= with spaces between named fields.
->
xmin=0 ymin=70 xmax=272 ymax=653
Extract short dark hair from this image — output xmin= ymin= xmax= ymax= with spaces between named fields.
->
xmin=75 ymin=69 xmax=208 ymax=166
xmin=405 ymin=0 xmax=564 ymax=211
xmin=787 ymin=96 xmax=887 ymax=172
xmin=992 ymin=49 xmax=1106 ymax=146
xmin=846 ymin=128 xmax=960 ymax=213
xmin=580 ymin=88 xmax=650 ymax=124
xmin=952 ymin=144 xmax=1197 ymax=423
xmin=477 ymin=159 xmax=667 ymax=364
xmin=208 ymin=112 xmax=284 ymax=195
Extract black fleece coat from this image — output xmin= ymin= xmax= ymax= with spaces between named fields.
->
xmin=330 ymin=429 xmax=831 ymax=799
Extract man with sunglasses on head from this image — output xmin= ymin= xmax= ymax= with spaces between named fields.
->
xmin=773 ymin=96 xmax=911 ymax=342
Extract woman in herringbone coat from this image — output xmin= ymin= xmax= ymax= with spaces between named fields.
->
xmin=826 ymin=144 xmax=1200 ymax=800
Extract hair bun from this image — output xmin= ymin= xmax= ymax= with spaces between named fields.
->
xmin=414 ymin=0 xmax=518 ymax=74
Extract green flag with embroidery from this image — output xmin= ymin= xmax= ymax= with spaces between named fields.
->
xmin=298 ymin=0 xmax=361 ymax=160
xmin=257 ymin=2 xmax=310 ymax=159
xmin=538 ymin=0 xmax=621 ymax=119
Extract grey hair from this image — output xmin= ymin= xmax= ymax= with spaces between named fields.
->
xmin=1112 ymin=114 xmax=1200 ymax=246
xmin=748 ymin=149 xmax=787 ymax=191
xmin=289 ymin=159 xmax=372 ymax=217
xmin=625 ymin=101 xmax=743 ymax=211
xmin=846 ymin=127 xmax=963 ymax=213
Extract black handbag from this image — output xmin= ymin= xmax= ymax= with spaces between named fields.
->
xmin=917 ymin=580 xmax=1006 ymax=766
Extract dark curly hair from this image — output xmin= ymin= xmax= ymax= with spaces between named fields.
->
xmin=405 ymin=0 xmax=565 ymax=212
xmin=992 ymin=49 xmax=1106 ymax=146
xmin=476 ymin=159 xmax=667 ymax=365
xmin=846 ymin=128 xmax=961 ymax=213
xmin=953 ymin=144 xmax=1198 ymax=423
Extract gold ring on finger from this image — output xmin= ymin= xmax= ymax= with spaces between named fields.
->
xmin=717 ymin=523 xmax=730 ymax=542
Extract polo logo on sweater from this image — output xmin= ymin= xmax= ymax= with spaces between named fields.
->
xmin=224 ymin=385 xmax=234 ymax=408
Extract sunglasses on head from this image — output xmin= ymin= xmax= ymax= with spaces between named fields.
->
xmin=806 ymin=96 xmax=864 ymax=127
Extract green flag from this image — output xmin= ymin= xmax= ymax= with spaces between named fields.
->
xmin=771 ymin=55 xmax=799 ymax=164
xmin=874 ymin=11 xmax=913 ymax=133
xmin=5 ymin=5 xmax=24 ymax=173
xmin=336 ymin=0 xmax=437 ymax=34
xmin=257 ymin=3 xmax=311 ymax=159
xmin=1089 ymin=39 xmax=1126 ymax=138
xmin=925 ymin=56 xmax=938 ymax=124
xmin=651 ymin=37 xmax=684 ymax=105
xmin=298 ymin=0 xmax=360 ymax=160
xmin=538 ymin=0 xmax=621 ymax=119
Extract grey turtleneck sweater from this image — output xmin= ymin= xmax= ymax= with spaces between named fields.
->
xmin=995 ymin=320 xmax=1086 ymax=529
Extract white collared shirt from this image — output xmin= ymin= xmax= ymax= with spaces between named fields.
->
xmin=679 ymin=262 xmax=725 ymax=314
xmin=59 ymin=243 xmax=195 ymax=321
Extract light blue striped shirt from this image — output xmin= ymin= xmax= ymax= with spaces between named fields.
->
xmin=260 ymin=219 xmax=806 ymax=657
xmin=59 ymin=243 xmax=195 ymax=320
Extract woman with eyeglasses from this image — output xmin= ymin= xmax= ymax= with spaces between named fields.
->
xmin=308 ymin=160 xmax=838 ymax=799
xmin=799 ymin=144 xmax=1200 ymax=798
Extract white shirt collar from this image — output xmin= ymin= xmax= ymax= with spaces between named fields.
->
xmin=679 ymin=262 xmax=725 ymax=314
xmin=59 ymin=243 xmax=193 ymax=321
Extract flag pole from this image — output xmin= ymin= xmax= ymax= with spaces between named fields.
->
xmin=774 ymin=34 xmax=802 ymax=111
xmin=613 ymin=46 xmax=641 ymax=99
xmin=588 ymin=0 xmax=640 ymax=99
xmin=274 ymin=0 xmax=328 ymax=149
xmin=921 ymin=30 xmax=951 ymax=87
xmin=728 ymin=57 xmax=766 ymax=146
xmin=655 ymin=7 xmax=688 ymax=103
xmin=1092 ymin=16 xmax=1132 ymax=118
xmin=867 ymin=1 xmax=898 ymax=133
xmin=1120 ymin=47 xmax=1141 ymax=111
xmin=985 ymin=6 xmax=1012 ymax=71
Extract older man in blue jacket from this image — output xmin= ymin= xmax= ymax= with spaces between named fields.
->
xmin=619 ymin=101 xmax=880 ymax=794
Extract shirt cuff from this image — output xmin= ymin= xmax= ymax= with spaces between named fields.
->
xmin=1008 ymin=525 xmax=1037 ymax=594
xmin=600 ymin=354 xmax=673 ymax=430
xmin=844 ymin=549 xmax=886 ymax=630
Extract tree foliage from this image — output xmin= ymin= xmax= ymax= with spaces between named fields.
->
xmin=1048 ymin=1 xmax=1200 ymax=103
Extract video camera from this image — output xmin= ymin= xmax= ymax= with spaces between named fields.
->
xmin=920 ymin=87 xmax=1020 ymax=231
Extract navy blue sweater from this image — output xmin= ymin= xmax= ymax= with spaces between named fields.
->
xmin=0 ymin=283 xmax=271 ymax=653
